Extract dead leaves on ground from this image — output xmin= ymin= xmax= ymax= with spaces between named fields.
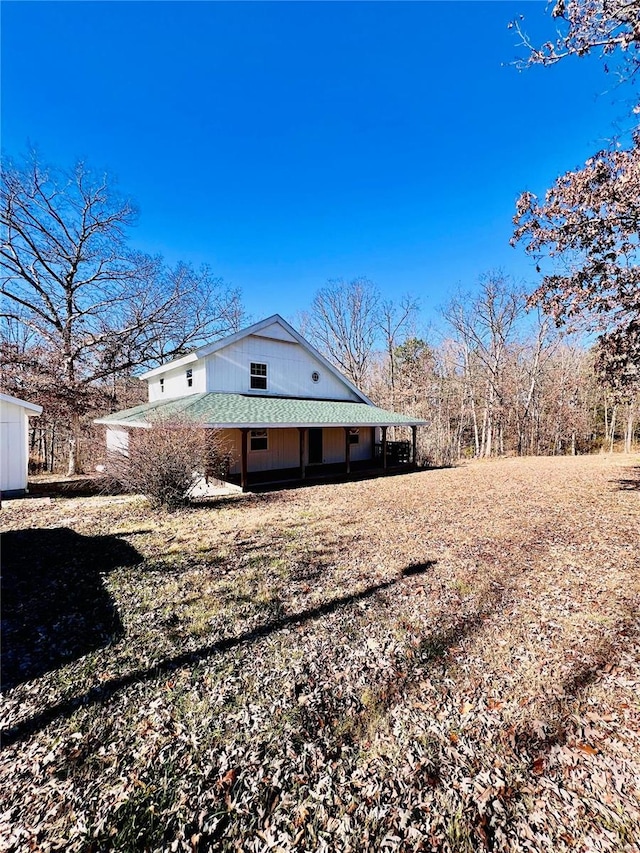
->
xmin=1 ymin=455 xmax=639 ymax=851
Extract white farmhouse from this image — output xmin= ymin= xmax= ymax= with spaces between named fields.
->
xmin=0 ymin=393 xmax=43 ymax=497
xmin=96 ymin=315 xmax=426 ymax=490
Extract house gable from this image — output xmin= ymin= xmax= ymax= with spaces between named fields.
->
xmin=143 ymin=315 xmax=371 ymax=404
xmin=251 ymin=320 xmax=298 ymax=344
xmin=204 ymin=334 xmax=361 ymax=401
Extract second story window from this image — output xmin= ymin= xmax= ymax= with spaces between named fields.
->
xmin=250 ymin=362 xmax=267 ymax=390
xmin=159 ymin=378 xmax=165 ymax=393
xmin=186 ymin=369 xmax=193 ymax=388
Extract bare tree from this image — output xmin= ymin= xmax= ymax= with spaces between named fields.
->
xmin=445 ymin=274 xmax=523 ymax=457
xmin=380 ymin=294 xmax=420 ymax=407
xmin=1 ymin=152 xmax=243 ymax=474
xmin=302 ymin=278 xmax=380 ymax=388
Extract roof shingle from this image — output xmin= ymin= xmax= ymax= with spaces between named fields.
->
xmin=96 ymin=393 xmax=427 ymax=429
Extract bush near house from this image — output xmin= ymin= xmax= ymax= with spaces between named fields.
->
xmin=105 ymin=417 xmax=232 ymax=509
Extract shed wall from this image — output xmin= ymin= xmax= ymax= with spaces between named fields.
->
xmin=0 ymin=400 xmax=29 ymax=493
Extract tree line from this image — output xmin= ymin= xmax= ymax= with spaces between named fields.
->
xmin=2 ymin=0 xmax=638 ymax=473
xmin=301 ymin=275 xmax=639 ymax=465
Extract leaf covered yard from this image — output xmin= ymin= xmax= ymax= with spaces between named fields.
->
xmin=1 ymin=455 xmax=639 ymax=852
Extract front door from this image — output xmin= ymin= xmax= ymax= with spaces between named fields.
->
xmin=308 ymin=428 xmax=323 ymax=464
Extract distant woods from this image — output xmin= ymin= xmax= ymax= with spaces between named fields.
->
xmin=303 ymin=275 xmax=640 ymax=466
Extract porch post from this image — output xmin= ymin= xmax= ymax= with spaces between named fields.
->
xmin=344 ymin=427 xmax=351 ymax=474
xmin=381 ymin=426 xmax=388 ymax=470
xmin=240 ymin=428 xmax=249 ymax=491
xmin=412 ymin=425 xmax=418 ymax=467
xmin=299 ymin=427 xmax=306 ymax=480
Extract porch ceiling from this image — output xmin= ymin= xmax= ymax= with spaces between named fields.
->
xmin=96 ymin=392 xmax=427 ymax=429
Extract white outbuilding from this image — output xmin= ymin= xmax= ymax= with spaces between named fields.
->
xmin=0 ymin=393 xmax=43 ymax=497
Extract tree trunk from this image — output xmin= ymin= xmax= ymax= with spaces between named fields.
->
xmin=625 ymin=410 xmax=634 ymax=453
xmin=609 ymin=404 xmax=617 ymax=453
xmin=67 ymin=412 xmax=81 ymax=476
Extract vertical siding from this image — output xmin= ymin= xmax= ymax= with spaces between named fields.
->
xmin=220 ymin=428 xmax=299 ymax=475
xmin=350 ymin=427 xmax=373 ymax=462
xmin=247 ymin=428 xmax=300 ymax=472
xmin=220 ymin=427 xmax=374 ymax=476
xmin=106 ymin=428 xmax=130 ymax=456
xmin=0 ymin=402 xmax=28 ymax=492
xmin=205 ymin=336 xmax=361 ymax=401
xmin=148 ymin=360 xmax=205 ymax=401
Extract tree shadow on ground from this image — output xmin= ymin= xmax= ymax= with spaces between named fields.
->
xmin=614 ymin=466 xmax=640 ymax=490
xmin=516 ymin=612 xmax=640 ymax=757
xmin=1 ymin=527 xmax=142 ymax=690
xmin=1 ymin=560 xmax=438 ymax=747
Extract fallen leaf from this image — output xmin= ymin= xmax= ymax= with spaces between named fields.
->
xmin=575 ymin=743 xmax=598 ymax=756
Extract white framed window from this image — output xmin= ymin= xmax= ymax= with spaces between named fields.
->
xmin=250 ymin=429 xmax=268 ymax=451
xmin=186 ymin=368 xmax=193 ymax=388
xmin=250 ymin=362 xmax=267 ymax=390
xmin=348 ymin=428 xmax=360 ymax=445
xmin=159 ymin=378 xmax=165 ymax=393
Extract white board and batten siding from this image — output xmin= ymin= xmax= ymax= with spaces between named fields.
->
xmin=106 ymin=427 xmax=130 ymax=456
xmin=146 ymin=324 xmax=362 ymax=404
xmin=205 ymin=334 xmax=360 ymax=401
xmin=0 ymin=393 xmax=43 ymax=495
xmin=148 ymin=359 xmax=205 ymax=402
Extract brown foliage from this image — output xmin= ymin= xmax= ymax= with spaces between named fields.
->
xmin=513 ymin=136 xmax=640 ymax=390
xmin=105 ymin=418 xmax=232 ymax=509
xmin=512 ymin=0 xmax=640 ymax=79
xmin=511 ymin=0 xmax=640 ymax=392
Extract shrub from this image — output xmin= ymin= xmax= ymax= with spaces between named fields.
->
xmin=106 ymin=417 xmax=231 ymax=509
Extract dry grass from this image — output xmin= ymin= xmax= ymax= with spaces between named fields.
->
xmin=1 ymin=454 xmax=639 ymax=852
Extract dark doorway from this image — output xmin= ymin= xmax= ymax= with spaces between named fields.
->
xmin=308 ymin=428 xmax=323 ymax=464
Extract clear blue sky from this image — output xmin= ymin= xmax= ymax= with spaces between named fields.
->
xmin=1 ymin=1 xmax=624 ymax=332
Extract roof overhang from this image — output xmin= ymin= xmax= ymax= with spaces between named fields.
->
xmin=0 ymin=393 xmax=43 ymax=415
xmin=95 ymin=392 xmax=428 ymax=430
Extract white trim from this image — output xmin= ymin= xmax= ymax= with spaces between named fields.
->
xmin=96 ymin=419 xmax=423 ymax=429
xmin=95 ymin=419 xmax=154 ymax=428
xmin=249 ymin=360 xmax=268 ymax=391
xmin=139 ymin=352 xmax=198 ymax=380
xmin=0 ymin=393 xmax=43 ymax=415
xmin=136 ymin=315 xmax=373 ymax=404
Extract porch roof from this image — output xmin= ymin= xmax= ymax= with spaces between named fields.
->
xmin=96 ymin=392 xmax=427 ymax=430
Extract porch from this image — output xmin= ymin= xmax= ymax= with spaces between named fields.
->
xmin=221 ymin=427 xmax=418 ymax=491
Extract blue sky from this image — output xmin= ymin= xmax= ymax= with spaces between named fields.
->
xmin=1 ymin=1 xmax=624 ymax=332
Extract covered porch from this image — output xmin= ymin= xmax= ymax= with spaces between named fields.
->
xmin=224 ymin=425 xmax=420 ymax=491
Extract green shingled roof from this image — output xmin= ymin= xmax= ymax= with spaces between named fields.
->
xmin=96 ymin=393 xmax=427 ymax=429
